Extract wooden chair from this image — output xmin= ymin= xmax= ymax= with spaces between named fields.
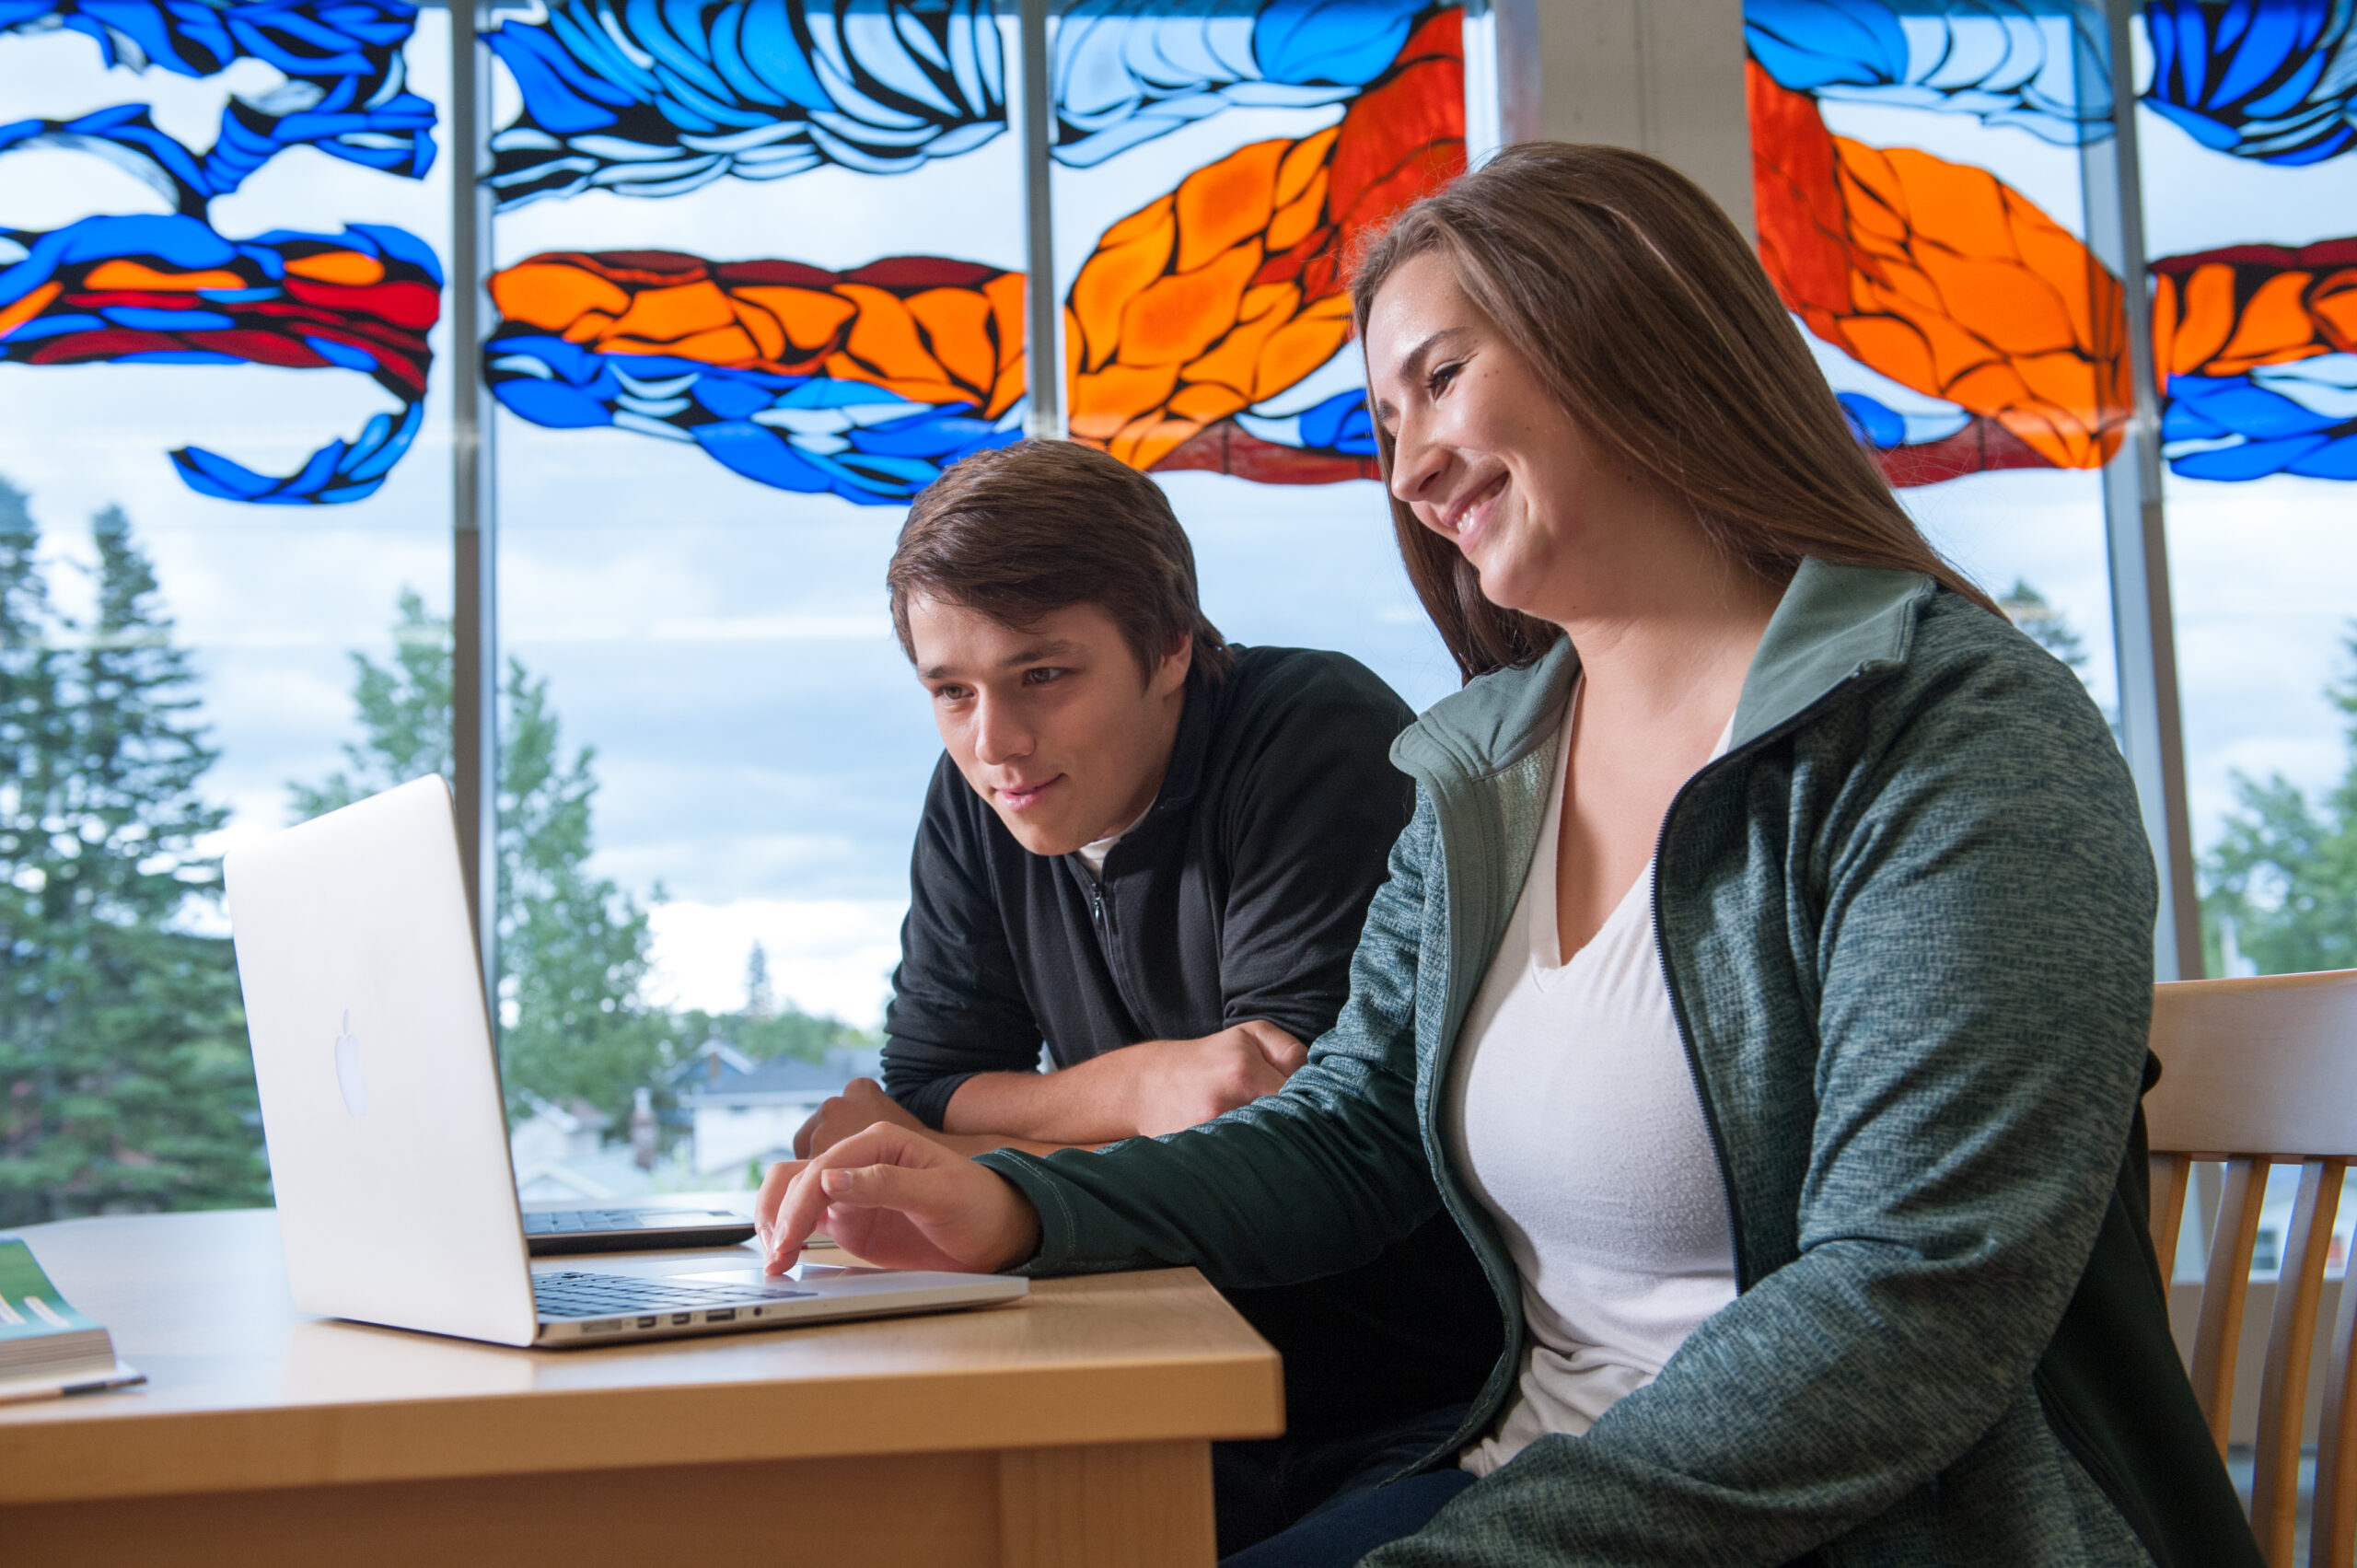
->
xmin=2146 ymin=969 xmax=2357 ymax=1567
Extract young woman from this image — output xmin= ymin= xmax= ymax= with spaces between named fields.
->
xmin=757 ymin=145 xmax=2258 ymax=1568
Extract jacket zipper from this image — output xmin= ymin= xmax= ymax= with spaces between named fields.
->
xmin=1650 ymin=668 xmax=1885 ymax=1294
xmin=1382 ymin=662 xmax=1889 ymax=1483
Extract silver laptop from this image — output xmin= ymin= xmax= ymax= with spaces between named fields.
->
xmin=224 ymin=775 xmax=1025 ymax=1349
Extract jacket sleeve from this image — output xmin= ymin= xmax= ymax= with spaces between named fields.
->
xmin=882 ymin=757 xmax=1048 ymax=1130
xmin=975 ymin=793 xmax=1446 ymax=1286
xmin=1213 ymin=659 xmax=1417 ymax=1045
xmin=1373 ymin=646 xmax=2161 ymax=1566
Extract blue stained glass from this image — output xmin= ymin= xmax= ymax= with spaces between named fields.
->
xmin=484 ymin=0 xmax=1428 ymax=206
xmin=0 ymin=0 xmax=437 ymax=205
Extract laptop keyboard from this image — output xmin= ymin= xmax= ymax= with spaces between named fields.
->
xmin=533 ymin=1271 xmax=814 ymax=1319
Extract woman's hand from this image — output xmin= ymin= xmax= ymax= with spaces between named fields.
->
xmin=753 ymin=1122 xmax=1043 ymax=1277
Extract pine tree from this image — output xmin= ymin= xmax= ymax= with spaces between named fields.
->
xmin=493 ymin=658 xmax=672 ymax=1121
xmin=292 ymin=596 xmax=671 ymax=1125
xmin=2203 ymin=627 xmax=2357 ymax=977
xmin=0 ymin=487 xmax=265 ymax=1224
xmin=744 ymin=941 xmax=775 ymax=1019
xmin=1998 ymin=578 xmax=2091 ymax=675
xmin=287 ymin=588 xmax=450 ymax=817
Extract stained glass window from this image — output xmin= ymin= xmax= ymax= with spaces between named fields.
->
xmin=2132 ymin=0 xmax=2357 ymax=978
xmin=1750 ymin=0 xmax=2357 ymax=985
xmin=1051 ymin=0 xmax=1469 ymax=715
xmin=17 ymin=0 xmax=2337 ymax=1212
xmin=480 ymin=0 xmax=1031 ymax=1045
xmin=476 ymin=0 xmax=1478 ymax=1066
xmin=1747 ymin=0 xmax=2128 ymax=731
xmin=0 ymin=0 xmax=451 ymax=1215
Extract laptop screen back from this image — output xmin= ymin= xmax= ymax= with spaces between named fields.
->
xmin=226 ymin=776 xmax=538 ymax=1347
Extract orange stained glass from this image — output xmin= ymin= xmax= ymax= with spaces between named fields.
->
xmin=2150 ymin=241 xmax=2357 ymax=386
xmin=485 ymin=251 xmax=1027 ymax=418
xmin=0 ymin=280 xmax=64 ymax=341
xmin=283 ymin=250 xmax=389 ymax=286
xmin=1748 ymin=63 xmax=2131 ymax=470
xmin=1065 ymin=10 xmax=1465 ymax=471
xmin=81 ymin=261 xmax=250 ymax=293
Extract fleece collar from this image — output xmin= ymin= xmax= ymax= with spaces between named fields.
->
xmin=1389 ymin=559 xmax=1935 ymax=788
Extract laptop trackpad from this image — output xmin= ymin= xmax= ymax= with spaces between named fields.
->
xmin=676 ymin=1264 xmax=886 ymax=1289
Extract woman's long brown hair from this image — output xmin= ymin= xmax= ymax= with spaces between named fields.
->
xmin=1350 ymin=143 xmax=1999 ymax=683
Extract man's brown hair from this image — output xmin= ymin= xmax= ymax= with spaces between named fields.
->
xmin=888 ymin=439 xmax=1233 ymax=683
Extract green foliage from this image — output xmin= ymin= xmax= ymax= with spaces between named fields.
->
xmin=1998 ymin=578 xmax=2091 ymax=675
xmin=493 ymin=660 xmax=673 ymax=1122
xmin=674 ymin=1005 xmax=867 ymax=1066
xmin=714 ymin=941 xmax=868 ymax=1063
xmin=290 ymin=596 xmax=670 ymax=1125
xmin=2202 ymin=627 xmax=2357 ymax=977
xmin=0 ymin=481 xmax=267 ymax=1225
xmin=286 ymin=587 xmax=450 ymax=818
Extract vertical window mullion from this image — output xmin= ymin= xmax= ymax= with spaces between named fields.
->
xmin=451 ymin=0 xmax=500 ymax=998
xmin=1018 ymin=0 xmax=1064 ymax=439
xmin=2078 ymin=0 xmax=2200 ymax=980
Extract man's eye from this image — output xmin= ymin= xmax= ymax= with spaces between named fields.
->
xmin=1023 ymin=667 xmax=1064 ymax=685
xmin=933 ymin=685 xmax=969 ymax=703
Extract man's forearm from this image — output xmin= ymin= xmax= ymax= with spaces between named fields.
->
xmin=939 ymin=1060 xmax=1142 ymax=1145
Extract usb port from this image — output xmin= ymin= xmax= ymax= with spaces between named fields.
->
xmin=671 ymin=1312 xmax=692 ymax=1325
xmin=637 ymin=1316 xmax=657 ymax=1329
xmin=708 ymin=1309 xmax=736 ymax=1322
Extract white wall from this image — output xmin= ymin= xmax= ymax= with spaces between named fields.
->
xmin=1530 ymin=0 xmax=1754 ymax=239
xmin=692 ymin=1099 xmax=825 ymax=1178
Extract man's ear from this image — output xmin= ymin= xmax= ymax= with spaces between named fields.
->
xmin=1152 ymin=632 xmax=1193 ymax=697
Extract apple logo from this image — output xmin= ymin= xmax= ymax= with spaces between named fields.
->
xmin=332 ymin=1010 xmax=369 ymax=1117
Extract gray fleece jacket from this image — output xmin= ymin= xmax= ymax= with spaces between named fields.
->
xmin=978 ymin=560 xmax=2259 ymax=1567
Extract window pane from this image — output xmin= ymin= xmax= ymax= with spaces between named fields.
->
xmin=2130 ymin=4 xmax=2357 ymax=976
xmin=1745 ymin=2 xmax=2125 ymax=719
xmin=0 ymin=0 xmax=452 ymax=1219
xmin=1050 ymin=0 xmax=1468 ymax=710
xmin=483 ymin=0 xmax=1028 ymax=1178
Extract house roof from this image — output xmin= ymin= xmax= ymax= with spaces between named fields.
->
xmin=675 ymin=1044 xmax=883 ymax=1107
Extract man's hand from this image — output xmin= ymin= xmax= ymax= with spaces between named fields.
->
xmin=1120 ymin=1020 xmax=1308 ymax=1137
xmin=938 ymin=1020 xmax=1308 ymax=1144
xmin=755 ymin=1123 xmax=1041 ymax=1276
xmin=795 ymin=1076 xmax=930 ymax=1158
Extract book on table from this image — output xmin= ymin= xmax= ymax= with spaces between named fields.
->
xmin=0 ymin=1232 xmax=144 ymax=1402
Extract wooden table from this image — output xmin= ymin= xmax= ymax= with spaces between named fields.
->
xmin=0 ymin=1205 xmax=1283 ymax=1566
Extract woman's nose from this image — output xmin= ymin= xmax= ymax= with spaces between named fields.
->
xmin=1388 ymin=412 xmax=1447 ymax=511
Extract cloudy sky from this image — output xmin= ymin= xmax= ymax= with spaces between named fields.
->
xmin=3 ymin=15 xmax=2351 ymax=1031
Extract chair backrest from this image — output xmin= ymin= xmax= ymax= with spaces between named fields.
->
xmin=2146 ymin=970 xmax=2357 ymax=1568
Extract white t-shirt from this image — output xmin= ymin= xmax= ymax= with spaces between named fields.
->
xmin=1074 ymin=810 xmax=1145 ymax=877
xmin=1446 ymin=690 xmax=1739 ymax=1477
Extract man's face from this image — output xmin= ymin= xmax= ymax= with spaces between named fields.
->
xmin=907 ymin=597 xmax=1191 ymax=857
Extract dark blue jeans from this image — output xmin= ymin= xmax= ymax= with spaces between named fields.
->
xmin=1221 ymin=1464 xmax=1474 ymax=1568
xmin=1213 ymin=1402 xmax=1470 ymax=1562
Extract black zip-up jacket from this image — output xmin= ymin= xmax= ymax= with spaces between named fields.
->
xmin=883 ymin=645 xmax=1500 ymax=1438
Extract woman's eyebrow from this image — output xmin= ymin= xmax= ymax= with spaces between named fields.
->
xmin=1393 ymin=327 xmax=1471 ymax=389
xmin=1373 ymin=327 xmax=1471 ymax=427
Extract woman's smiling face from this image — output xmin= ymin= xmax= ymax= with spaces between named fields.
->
xmin=1364 ymin=250 xmax=1654 ymax=626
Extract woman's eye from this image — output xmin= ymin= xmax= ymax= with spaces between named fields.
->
xmin=1426 ymin=362 xmax=1462 ymax=397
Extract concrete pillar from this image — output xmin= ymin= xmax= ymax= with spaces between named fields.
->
xmin=1533 ymin=0 xmax=1755 ymax=238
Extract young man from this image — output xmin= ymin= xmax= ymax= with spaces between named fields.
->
xmin=792 ymin=440 xmax=1497 ymax=1555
